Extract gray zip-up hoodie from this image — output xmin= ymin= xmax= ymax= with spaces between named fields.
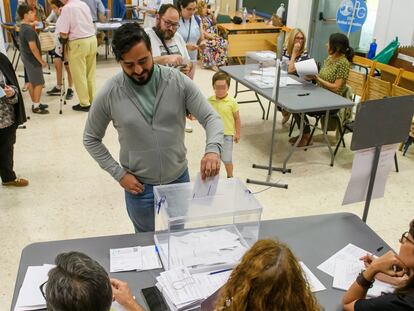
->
xmin=83 ymin=65 xmax=223 ymax=185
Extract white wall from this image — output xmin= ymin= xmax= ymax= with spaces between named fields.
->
xmin=286 ymin=0 xmax=313 ymax=39
xmin=373 ymin=0 xmax=414 ymax=51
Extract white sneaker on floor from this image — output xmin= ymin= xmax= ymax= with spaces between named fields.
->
xmin=185 ymin=123 xmax=193 ymax=133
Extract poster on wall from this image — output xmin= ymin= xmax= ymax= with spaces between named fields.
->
xmin=336 ymin=0 xmax=368 ymax=33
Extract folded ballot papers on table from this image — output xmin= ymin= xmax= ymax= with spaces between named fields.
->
xmin=156 ymin=266 xmax=232 ymax=311
xmin=153 ymin=177 xmax=263 ymax=272
xmin=110 ymin=245 xmax=162 ymax=272
xmin=317 ymin=243 xmax=395 ymax=297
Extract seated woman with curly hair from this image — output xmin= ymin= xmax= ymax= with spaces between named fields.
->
xmin=214 ymin=239 xmax=321 ymax=311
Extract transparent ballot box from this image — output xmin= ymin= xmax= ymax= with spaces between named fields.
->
xmin=153 ymin=178 xmax=262 ymax=273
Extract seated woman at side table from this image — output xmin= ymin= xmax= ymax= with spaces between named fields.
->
xmin=290 ymin=32 xmax=353 ymax=147
xmin=214 ymin=239 xmax=321 ymax=311
xmin=280 ymin=28 xmax=309 ymax=124
xmin=342 ymin=219 xmax=414 ymax=310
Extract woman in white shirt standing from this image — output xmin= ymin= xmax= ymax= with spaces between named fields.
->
xmin=177 ymin=0 xmax=205 ymax=79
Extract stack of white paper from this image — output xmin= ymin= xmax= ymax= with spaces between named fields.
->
xmin=294 ymin=58 xmax=318 ymax=77
xmin=156 ymin=266 xmax=231 ymax=311
xmin=162 ymin=229 xmax=248 ymax=270
xmin=318 ymin=243 xmax=395 ymax=297
xmin=245 ymin=74 xmax=302 ymax=89
xmin=14 ymin=264 xmax=54 ymax=311
xmin=110 ymin=245 xmax=162 ymax=272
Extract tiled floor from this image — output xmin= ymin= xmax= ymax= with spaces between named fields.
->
xmin=1 ymin=50 xmax=413 ymax=308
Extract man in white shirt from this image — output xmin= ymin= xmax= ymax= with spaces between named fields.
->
xmin=145 ymin=4 xmax=192 ymax=76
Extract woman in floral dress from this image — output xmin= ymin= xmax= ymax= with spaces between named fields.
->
xmin=196 ymin=1 xmax=228 ymax=71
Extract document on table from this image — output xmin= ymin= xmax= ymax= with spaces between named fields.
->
xmin=342 ymin=143 xmax=399 ymax=205
xmin=14 ymin=264 xmax=55 ymax=311
xmin=95 ymin=22 xmax=122 ymax=29
xmin=332 ymin=258 xmax=395 ymax=297
xmin=295 ymin=58 xmax=318 ymax=77
xmin=299 ymin=262 xmax=326 ymax=292
xmin=317 ymin=243 xmax=369 ymax=277
xmin=110 ymin=245 xmax=162 ymax=272
xmin=192 ymin=173 xmax=219 ymax=198
xmin=245 ymin=74 xmax=302 ymax=89
xmin=156 ymin=266 xmax=231 ymax=311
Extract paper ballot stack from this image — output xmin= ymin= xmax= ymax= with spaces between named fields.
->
xmin=157 ymin=228 xmax=248 ymax=272
xmin=156 ymin=266 xmax=231 ymax=311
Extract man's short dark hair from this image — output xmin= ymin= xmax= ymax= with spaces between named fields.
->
xmin=212 ymin=71 xmax=231 ymax=87
xmin=112 ymin=23 xmax=152 ymax=61
xmin=45 ymin=252 xmax=112 ymax=311
xmin=158 ymin=3 xmax=179 ymax=17
xmin=50 ymin=0 xmax=64 ymax=8
xmin=17 ymin=3 xmax=31 ymax=19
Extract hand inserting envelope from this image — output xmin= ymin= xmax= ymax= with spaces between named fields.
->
xmin=192 ymin=173 xmax=219 ymax=198
xmin=294 ymin=58 xmax=319 ymax=77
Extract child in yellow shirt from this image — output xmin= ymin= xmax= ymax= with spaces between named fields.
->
xmin=208 ymin=72 xmax=241 ymax=178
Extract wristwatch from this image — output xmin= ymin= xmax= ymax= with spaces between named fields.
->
xmin=356 ymin=270 xmax=375 ymax=289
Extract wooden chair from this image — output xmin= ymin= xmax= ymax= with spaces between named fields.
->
xmin=397 ymin=70 xmax=414 ymax=91
xmin=361 ymin=62 xmax=402 ymax=101
xmin=347 ymin=70 xmax=366 ymax=101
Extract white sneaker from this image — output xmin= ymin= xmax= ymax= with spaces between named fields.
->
xmin=185 ymin=122 xmax=193 ymax=133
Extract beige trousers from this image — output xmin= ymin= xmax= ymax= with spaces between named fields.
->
xmin=68 ymin=36 xmax=97 ymax=107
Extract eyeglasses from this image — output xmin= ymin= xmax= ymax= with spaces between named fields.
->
xmin=161 ymin=18 xmax=180 ymax=29
xmin=39 ymin=280 xmax=48 ymax=300
xmin=399 ymin=231 xmax=414 ymax=245
xmin=295 ymin=37 xmax=305 ymax=41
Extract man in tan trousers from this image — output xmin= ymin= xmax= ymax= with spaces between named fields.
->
xmin=56 ymin=0 xmax=97 ymax=111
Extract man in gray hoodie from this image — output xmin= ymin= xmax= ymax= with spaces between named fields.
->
xmin=83 ymin=23 xmax=223 ymax=232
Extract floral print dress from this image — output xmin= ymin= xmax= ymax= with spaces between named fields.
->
xmin=200 ymin=16 xmax=228 ymax=68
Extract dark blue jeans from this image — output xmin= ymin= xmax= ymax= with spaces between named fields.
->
xmin=125 ymin=168 xmax=190 ymax=232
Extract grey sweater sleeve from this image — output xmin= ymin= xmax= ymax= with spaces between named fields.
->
xmin=182 ymin=74 xmax=224 ymax=155
xmin=83 ymin=87 xmax=126 ymax=182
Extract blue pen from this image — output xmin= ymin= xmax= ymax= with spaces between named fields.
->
xmin=209 ymin=268 xmax=232 ymax=275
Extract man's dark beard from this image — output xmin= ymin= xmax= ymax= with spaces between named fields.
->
xmin=124 ymin=64 xmax=155 ymax=86
xmin=154 ymin=24 xmax=175 ymax=41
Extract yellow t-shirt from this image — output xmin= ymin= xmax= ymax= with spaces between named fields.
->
xmin=208 ymin=95 xmax=239 ymax=136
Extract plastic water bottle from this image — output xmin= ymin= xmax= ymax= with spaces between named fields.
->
xmin=242 ymin=7 xmax=248 ymax=24
xmin=252 ymin=9 xmax=256 ymax=20
xmin=367 ymin=38 xmax=377 ymax=59
xmin=276 ymin=3 xmax=285 ymax=19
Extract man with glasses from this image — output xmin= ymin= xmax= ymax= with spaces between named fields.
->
xmin=84 ymin=23 xmax=223 ymax=233
xmin=41 ymin=251 xmax=144 ymax=311
xmin=145 ymin=4 xmax=192 ymax=77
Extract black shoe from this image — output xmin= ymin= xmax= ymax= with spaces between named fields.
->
xmin=72 ymin=104 xmax=90 ymax=112
xmin=46 ymin=86 xmax=62 ymax=96
xmin=39 ymin=103 xmax=49 ymax=109
xmin=65 ymin=88 xmax=74 ymax=100
xmin=32 ymin=105 xmax=49 ymax=114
